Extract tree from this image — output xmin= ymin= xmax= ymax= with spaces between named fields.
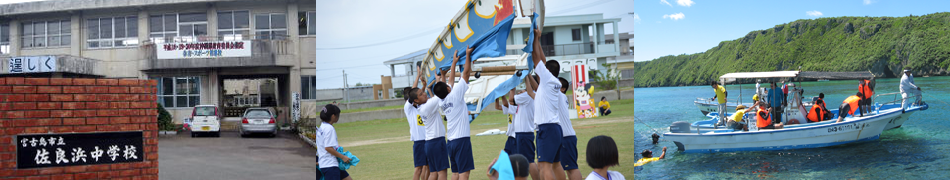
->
xmin=591 ymin=63 xmax=620 ymax=90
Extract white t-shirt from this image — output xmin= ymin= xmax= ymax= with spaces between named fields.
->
xmin=558 ymin=93 xmax=576 ymax=137
xmin=502 ymin=104 xmax=517 ymax=138
xmin=317 ymin=122 xmax=339 ymax=169
xmin=404 ymin=101 xmax=427 ymax=141
xmin=419 ymin=97 xmax=445 ymax=140
xmin=514 ymin=92 xmax=537 ymax=132
xmin=442 ymin=81 xmax=472 ymax=141
xmin=584 ymin=170 xmax=626 ymax=180
xmin=533 ymin=62 xmax=562 ymax=125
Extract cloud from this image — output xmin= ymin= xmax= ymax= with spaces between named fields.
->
xmin=660 ymin=0 xmax=672 ymax=6
xmin=806 ymin=10 xmax=823 ymax=17
xmin=676 ymin=0 xmax=695 ymax=7
xmin=633 ymin=13 xmax=641 ymax=24
xmin=663 ymin=12 xmax=685 ymax=20
xmin=863 ymin=0 xmax=873 ymax=5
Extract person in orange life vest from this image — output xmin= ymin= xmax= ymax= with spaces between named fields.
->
xmin=858 ymin=78 xmax=875 ymax=114
xmin=807 ymin=93 xmax=830 ymax=122
xmin=756 ymin=102 xmax=783 ymax=129
xmin=837 ymin=92 xmax=865 ymax=123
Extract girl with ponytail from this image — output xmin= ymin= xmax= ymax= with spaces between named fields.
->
xmin=316 ymin=104 xmax=353 ymax=180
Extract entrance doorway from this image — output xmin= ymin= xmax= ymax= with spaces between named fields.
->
xmin=221 ymin=78 xmax=278 ymax=117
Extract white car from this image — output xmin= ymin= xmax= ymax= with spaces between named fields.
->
xmin=190 ymin=105 xmax=221 ymax=137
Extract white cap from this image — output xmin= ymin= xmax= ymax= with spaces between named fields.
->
xmin=903 ymin=69 xmax=911 ymax=73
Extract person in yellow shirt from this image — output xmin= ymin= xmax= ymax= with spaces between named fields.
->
xmin=711 ymin=81 xmax=728 ymax=126
xmin=598 ymin=97 xmax=611 ymax=116
xmin=726 ymin=105 xmax=749 ymax=131
xmin=634 ymin=147 xmax=667 ymax=167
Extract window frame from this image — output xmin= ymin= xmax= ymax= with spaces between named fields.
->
xmin=301 ymin=75 xmax=316 ymax=100
xmin=156 ymin=76 xmax=202 ymax=108
xmin=0 ymin=23 xmax=9 ymax=54
xmin=571 ymin=28 xmax=581 ymax=41
xmin=21 ymin=20 xmax=71 ymax=48
xmin=298 ymin=11 xmax=316 ymax=36
xmin=217 ymin=10 xmax=251 ymax=41
xmin=149 ymin=12 xmax=208 ymax=43
xmin=254 ymin=13 xmax=288 ymax=40
xmin=87 ymin=16 xmax=139 ymax=49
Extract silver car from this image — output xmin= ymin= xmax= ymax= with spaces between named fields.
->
xmin=240 ymin=108 xmax=277 ymax=137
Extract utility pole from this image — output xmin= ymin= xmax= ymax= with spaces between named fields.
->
xmin=343 ymin=70 xmax=348 ymax=104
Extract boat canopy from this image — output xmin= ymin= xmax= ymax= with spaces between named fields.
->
xmin=720 ymin=71 xmax=873 ymax=83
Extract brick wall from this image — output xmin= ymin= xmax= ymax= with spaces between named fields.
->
xmin=0 ymin=77 xmax=159 ymax=180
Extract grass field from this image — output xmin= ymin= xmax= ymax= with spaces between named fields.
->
xmin=331 ymin=98 xmax=635 ymax=179
xmin=340 ymin=105 xmax=404 ymax=114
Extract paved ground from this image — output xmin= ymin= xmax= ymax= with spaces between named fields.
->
xmin=158 ymin=131 xmax=317 ymax=180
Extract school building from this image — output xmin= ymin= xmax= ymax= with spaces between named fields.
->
xmin=0 ymin=0 xmax=320 ymax=124
xmin=384 ymin=13 xmax=630 ymax=91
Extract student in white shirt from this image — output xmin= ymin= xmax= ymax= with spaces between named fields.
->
xmin=433 ymin=47 xmax=475 ymax=180
xmin=495 ymin=93 xmax=517 ymax=156
xmin=410 ymin=76 xmax=448 ymax=180
xmin=556 ymin=78 xmax=581 ymax=180
xmin=317 ymin=104 xmax=353 ymax=180
xmin=516 ymin=75 xmax=542 ymax=180
xmin=584 ymin=136 xmax=625 ymax=180
xmin=405 ymin=69 xmax=430 ymax=180
xmin=529 ymin=27 xmax=565 ymax=180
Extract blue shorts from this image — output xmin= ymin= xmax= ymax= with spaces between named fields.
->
xmin=536 ymin=123 xmax=562 ymax=163
xmin=447 ymin=137 xmax=475 ymax=173
xmin=320 ymin=167 xmax=349 ymax=180
xmin=413 ymin=140 xmax=427 ymax=167
xmin=426 ymin=137 xmax=450 ymax=172
xmin=560 ymin=136 xmax=578 ymax=170
xmin=516 ymin=132 xmax=536 ymax=163
xmin=504 ymin=136 xmax=517 ymax=155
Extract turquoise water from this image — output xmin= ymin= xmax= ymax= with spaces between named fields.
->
xmin=634 ymin=76 xmax=950 ymax=179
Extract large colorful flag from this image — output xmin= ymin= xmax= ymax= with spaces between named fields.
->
xmin=424 ymin=0 xmax=518 ymax=83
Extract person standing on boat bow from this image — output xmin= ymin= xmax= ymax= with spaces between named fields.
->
xmin=900 ymin=69 xmax=923 ymax=113
xmin=710 ymin=81 xmax=728 ymax=126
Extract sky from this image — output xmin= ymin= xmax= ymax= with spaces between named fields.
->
xmin=313 ymin=0 xmax=634 ymax=89
xmin=634 ymin=0 xmax=950 ymax=62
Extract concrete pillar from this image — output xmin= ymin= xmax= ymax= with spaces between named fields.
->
xmin=612 ymin=21 xmax=620 ymax=53
xmin=287 ymin=3 xmax=299 ymax=56
xmin=10 ymin=20 xmax=19 ymax=56
xmin=591 ymin=23 xmax=598 ymax=53
xmin=138 ymin=10 xmax=148 ymax=43
xmin=70 ymin=12 xmax=81 ymax=57
xmin=207 ymin=3 xmax=218 ymax=38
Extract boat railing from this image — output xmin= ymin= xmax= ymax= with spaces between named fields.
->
xmin=695 ymin=97 xmax=740 ymax=104
xmin=873 ymin=92 xmax=913 ymax=106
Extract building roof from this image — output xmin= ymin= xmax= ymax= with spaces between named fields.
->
xmin=383 ymin=49 xmax=427 ymax=66
xmin=511 ymin=13 xmax=621 ymax=29
xmin=0 ymin=0 xmax=243 ymax=16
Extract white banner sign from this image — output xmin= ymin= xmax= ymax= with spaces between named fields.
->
xmin=8 ymin=56 xmax=57 ymax=73
xmin=156 ymin=41 xmax=252 ymax=59
xmin=556 ymin=58 xmax=598 ymax=73
xmin=292 ymin=93 xmax=300 ymax=123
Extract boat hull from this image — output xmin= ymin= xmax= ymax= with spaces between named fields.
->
xmin=666 ymin=107 xmax=902 ymax=153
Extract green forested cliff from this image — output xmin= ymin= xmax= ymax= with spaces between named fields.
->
xmin=634 ymin=12 xmax=950 ymax=87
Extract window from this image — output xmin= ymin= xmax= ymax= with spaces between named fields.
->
xmin=298 ymin=11 xmax=316 ymax=35
xmin=571 ymin=28 xmax=581 ymax=41
xmin=156 ymin=77 xmax=201 ymax=108
xmin=217 ymin=10 xmax=250 ymax=41
xmin=87 ymin=16 xmax=138 ymax=48
xmin=1 ymin=23 xmax=9 ymax=54
xmin=21 ymin=20 xmax=71 ymax=48
xmin=255 ymin=13 xmax=287 ymax=39
xmin=301 ymin=76 xmax=316 ymax=99
xmin=149 ymin=13 xmax=207 ymax=43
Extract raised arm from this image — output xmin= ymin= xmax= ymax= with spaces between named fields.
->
xmin=461 ymin=46 xmax=474 ymax=83
xmin=412 ymin=65 xmax=423 ymax=88
xmin=524 ymin=74 xmax=536 ymax=99
xmin=494 ymin=98 xmax=504 ymax=110
xmin=448 ymin=49 xmax=461 ymax=86
xmin=531 ymin=27 xmax=545 ymax=67
xmin=659 ymin=147 xmax=668 ymax=159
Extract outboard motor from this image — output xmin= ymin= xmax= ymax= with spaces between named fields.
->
xmin=669 ymin=121 xmax=691 ymax=133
